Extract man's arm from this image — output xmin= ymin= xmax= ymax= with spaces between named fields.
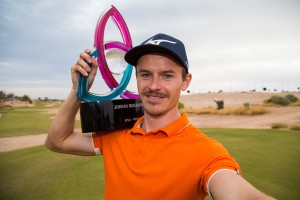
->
xmin=209 ymin=170 xmax=275 ymax=200
xmin=45 ymin=49 xmax=98 ymax=156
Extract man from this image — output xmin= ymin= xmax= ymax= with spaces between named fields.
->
xmin=45 ymin=33 xmax=274 ymax=199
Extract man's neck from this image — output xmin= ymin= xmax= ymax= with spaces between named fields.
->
xmin=142 ymin=109 xmax=181 ymax=132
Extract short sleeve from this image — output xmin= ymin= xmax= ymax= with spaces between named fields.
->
xmin=198 ymin=141 xmax=241 ymax=195
xmin=92 ymin=132 xmax=103 ymax=155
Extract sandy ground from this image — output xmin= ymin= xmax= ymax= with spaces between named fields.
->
xmin=0 ymin=134 xmax=47 ymax=152
xmin=179 ymin=91 xmax=300 ymax=108
xmin=1 ymin=92 xmax=299 ymax=152
xmin=0 ymin=129 xmax=81 ymax=153
xmin=188 ymin=106 xmax=300 ymax=129
xmin=180 ymin=92 xmax=300 ymax=129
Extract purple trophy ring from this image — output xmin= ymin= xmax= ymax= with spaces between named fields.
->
xmin=95 ymin=6 xmax=139 ymax=99
xmin=78 ymin=6 xmax=143 ymax=133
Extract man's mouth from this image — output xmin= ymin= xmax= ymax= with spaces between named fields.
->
xmin=143 ymin=92 xmax=168 ymax=101
xmin=147 ymin=95 xmax=163 ymax=99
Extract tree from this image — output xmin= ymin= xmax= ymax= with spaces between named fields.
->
xmin=7 ymin=93 xmax=14 ymax=103
xmin=0 ymin=91 xmax=7 ymax=102
xmin=214 ymin=100 xmax=224 ymax=110
xmin=21 ymin=95 xmax=32 ymax=105
xmin=14 ymin=96 xmax=21 ymax=101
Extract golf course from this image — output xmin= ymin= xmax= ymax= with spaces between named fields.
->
xmin=1 ymin=92 xmax=299 ymax=199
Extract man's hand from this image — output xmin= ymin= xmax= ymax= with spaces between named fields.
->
xmin=71 ymin=49 xmax=98 ymax=90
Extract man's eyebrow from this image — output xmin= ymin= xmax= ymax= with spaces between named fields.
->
xmin=137 ymin=69 xmax=176 ymax=74
xmin=162 ymin=70 xmax=176 ymax=74
xmin=137 ymin=69 xmax=151 ymax=73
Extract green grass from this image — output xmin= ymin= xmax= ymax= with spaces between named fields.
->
xmin=0 ymin=146 xmax=104 ymax=200
xmin=0 ymin=101 xmax=81 ymax=137
xmin=0 ymin=128 xmax=299 ymax=199
xmin=202 ymin=128 xmax=300 ymax=200
xmin=0 ymin=108 xmax=54 ymax=137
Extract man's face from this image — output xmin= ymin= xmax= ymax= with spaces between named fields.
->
xmin=136 ymin=53 xmax=191 ymax=117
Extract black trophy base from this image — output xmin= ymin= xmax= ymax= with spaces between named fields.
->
xmin=80 ymin=99 xmax=144 ymax=133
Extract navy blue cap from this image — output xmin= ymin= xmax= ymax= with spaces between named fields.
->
xmin=125 ymin=33 xmax=189 ymax=73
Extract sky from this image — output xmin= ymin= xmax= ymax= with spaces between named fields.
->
xmin=0 ymin=0 xmax=299 ymax=99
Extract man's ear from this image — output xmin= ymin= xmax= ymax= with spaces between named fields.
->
xmin=182 ymin=73 xmax=192 ymax=91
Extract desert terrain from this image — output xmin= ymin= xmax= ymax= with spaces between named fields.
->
xmin=180 ymin=92 xmax=300 ymax=129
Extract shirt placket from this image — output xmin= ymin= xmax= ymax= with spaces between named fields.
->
xmin=131 ymin=133 xmax=150 ymax=169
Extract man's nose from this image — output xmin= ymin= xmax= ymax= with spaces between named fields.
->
xmin=148 ymin=76 xmax=162 ymax=91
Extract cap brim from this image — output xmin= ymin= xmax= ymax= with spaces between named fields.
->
xmin=125 ymin=45 xmax=184 ymax=68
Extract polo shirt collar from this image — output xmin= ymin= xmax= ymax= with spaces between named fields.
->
xmin=130 ymin=113 xmax=190 ymax=137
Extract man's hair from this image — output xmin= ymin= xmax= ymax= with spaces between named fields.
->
xmin=181 ymin=68 xmax=187 ymax=80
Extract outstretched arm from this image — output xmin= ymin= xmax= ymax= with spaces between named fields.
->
xmin=45 ymin=49 xmax=98 ymax=156
xmin=209 ymin=170 xmax=275 ymax=200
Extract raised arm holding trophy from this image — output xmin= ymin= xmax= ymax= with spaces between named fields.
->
xmin=45 ymin=5 xmax=274 ymax=200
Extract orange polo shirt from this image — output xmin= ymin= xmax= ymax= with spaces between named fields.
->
xmin=93 ymin=114 xmax=240 ymax=200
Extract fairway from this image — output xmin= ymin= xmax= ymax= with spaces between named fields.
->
xmin=0 ymin=128 xmax=299 ymax=199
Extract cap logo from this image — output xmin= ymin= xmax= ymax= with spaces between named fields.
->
xmin=145 ymin=38 xmax=176 ymax=45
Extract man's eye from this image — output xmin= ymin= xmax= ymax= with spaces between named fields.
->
xmin=141 ymin=73 xmax=150 ymax=78
xmin=162 ymin=74 xmax=172 ymax=79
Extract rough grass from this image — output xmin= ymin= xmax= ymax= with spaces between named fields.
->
xmin=182 ymin=104 xmax=267 ymax=116
xmin=271 ymin=123 xmax=288 ymax=129
xmin=0 ymin=129 xmax=299 ymax=200
xmin=290 ymin=123 xmax=300 ymax=130
xmin=271 ymin=122 xmax=300 ymax=131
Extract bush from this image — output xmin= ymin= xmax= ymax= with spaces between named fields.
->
xmin=285 ymin=94 xmax=298 ymax=103
xmin=178 ymin=102 xmax=185 ymax=109
xmin=214 ymin=100 xmax=224 ymax=110
xmin=264 ymin=98 xmax=272 ymax=104
xmin=270 ymin=96 xmax=290 ymax=106
xmin=182 ymin=105 xmax=266 ymax=116
xmin=271 ymin=123 xmax=288 ymax=129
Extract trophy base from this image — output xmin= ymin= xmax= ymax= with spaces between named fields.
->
xmin=80 ymin=99 xmax=143 ymax=133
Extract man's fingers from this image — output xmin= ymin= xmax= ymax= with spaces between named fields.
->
xmin=72 ymin=49 xmax=97 ymax=90
xmin=76 ymin=59 xmax=93 ymax=75
xmin=80 ymin=51 xmax=92 ymax=64
xmin=84 ymin=49 xmax=91 ymax=55
xmin=89 ymin=56 xmax=98 ymax=76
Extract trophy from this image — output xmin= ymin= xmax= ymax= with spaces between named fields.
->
xmin=77 ymin=6 xmax=143 ymax=133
